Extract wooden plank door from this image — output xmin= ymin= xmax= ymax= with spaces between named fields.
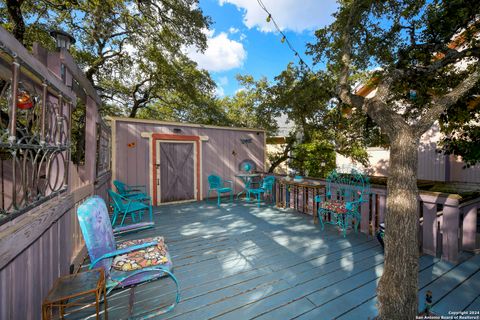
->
xmin=156 ymin=141 xmax=195 ymax=203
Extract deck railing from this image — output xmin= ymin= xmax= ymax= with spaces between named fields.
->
xmin=0 ymin=26 xmax=111 ymax=320
xmin=274 ymin=175 xmax=479 ymax=263
xmin=0 ymin=33 xmax=75 ymax=225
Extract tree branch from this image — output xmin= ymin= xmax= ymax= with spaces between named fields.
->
xmin=6 ymin=0 xmax=26 ymax=43
xmin=419 ymin=46 xmax=480 ymax=76
xmin=414 ymin=66 xmax=480 ymax=135
xmin=337 ymin=0 xmax=366 ymax=109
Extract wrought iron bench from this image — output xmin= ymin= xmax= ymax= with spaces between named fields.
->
xmin=315 ymin=168 xmax=370 ymax=237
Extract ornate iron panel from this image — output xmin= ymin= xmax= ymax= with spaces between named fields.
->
xmin=0 ymin=51 xmax=71 ymax=224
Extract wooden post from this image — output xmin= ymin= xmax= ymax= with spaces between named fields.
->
xmin=370 ymin=193 xmax=376 ymax=235
xmin=462 ymin=204 xmax=478 ymax=252
xmin=361 ymin=199 xmax=370 ymax=234
xmin=9 ymin=59 xmax=20 ymax=142
xmin=41 ymin=82 xmax=48 ymax=144
xmin=442 ymin=201 xmax=460 ymax=262
xmin=378 ymin=194 xmax=386 ymax=223
xmin=422 ymin=202 xmax=437 ymax=256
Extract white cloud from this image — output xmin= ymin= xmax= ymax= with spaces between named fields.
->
xmin=219 ymin=0 xmax=337 ymax=33
xmin=215 ymin=85 xmax=225 ymax=97
xmin=235 ymin=87 xmax=246 ymax=94
xmin=218 ymin=76 xmax=229 ymax=86
xmin=229 ymin=27 xmax=240 ymax=34
xmin=185 ymin=29 xmax=247 ymax=72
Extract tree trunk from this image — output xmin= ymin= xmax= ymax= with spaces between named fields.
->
xmin=6 ymin=0 xmax=25 ymax=44
xmin=268 ymin=154 xmax=289 ymax=173
xmin=377 ymin=129 xmax=420 ymax=319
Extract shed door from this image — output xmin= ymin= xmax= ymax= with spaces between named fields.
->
xmin=157 ymin=141 xmax=195 ymax=203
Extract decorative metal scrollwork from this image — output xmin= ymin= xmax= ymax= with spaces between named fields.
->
xmin=96 ymin=121 xmax=111 ymax=178
xmin=0 ymin=60 xmax=70 ymax=224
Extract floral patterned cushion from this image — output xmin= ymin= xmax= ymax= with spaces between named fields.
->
xmin=319 ymin=200 xmax=348 ymax=214
xmin=112 ymin=236 xmax=169 ymax=271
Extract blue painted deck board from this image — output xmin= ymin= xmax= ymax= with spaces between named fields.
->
xmin=337 ymin=256 xmax=447 ymax=319
xmin=431 ymin=259 xmax=480 ymax=315
xmin=465 ymin=295 xmax=480 ymax=312
xmin=419 ymin=254 xmax=480 ymax=314
xmin=71 ymin=201 xmax=480 ymax=319
xmin=253 ymin=298 xmax=316 ymax=320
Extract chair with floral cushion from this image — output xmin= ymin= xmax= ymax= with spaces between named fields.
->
xmin=315 ymin=168 xmax=370 ymax=237
xmin=77 ymin=196 xmax=179 ymax=316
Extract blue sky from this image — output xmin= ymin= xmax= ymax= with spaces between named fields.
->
xmin=186 ymin=0 xmax=338 ymax=97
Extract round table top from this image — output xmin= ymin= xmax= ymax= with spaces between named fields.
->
xmin=235 ymin=173 xmax=261 ymax=177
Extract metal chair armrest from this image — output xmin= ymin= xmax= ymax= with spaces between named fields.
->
xmin=126 ymin=185 xmax=147 ymax=193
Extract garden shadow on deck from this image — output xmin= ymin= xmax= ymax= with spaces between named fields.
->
xmin=73 ymin=200 xmax=480 ymax=319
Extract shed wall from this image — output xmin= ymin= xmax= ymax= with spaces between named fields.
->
xmin=113 ymin=120 xmax=265 ymax=199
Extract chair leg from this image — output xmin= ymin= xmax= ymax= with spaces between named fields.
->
xmin=257 ymin=193 xmax=261 ymax=207
xmin=111 ymin=209 xmax=118 ymax=226
xmin=207 ymin=190 xmax=211 ymax=203
xmin=148 ymin=205 xmax=153 ymax=222
xmin=120 ymin=211 xmax=128 ymax=226
xmin=217 ymin=194 xmax=221 ymax=206
xmin=230 ymin=191 xmax=233 ymax=203
xmin=319 ymin=209 xmax=325 ymax=230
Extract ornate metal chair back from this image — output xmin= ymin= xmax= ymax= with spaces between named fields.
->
xmin=325 ymin=168 xmax=370 ymax=203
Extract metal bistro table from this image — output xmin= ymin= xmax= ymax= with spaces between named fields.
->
xmin=276 ymin=178 xmax=325 ymax=224
xmin=235 ymin=173 xmax=261 ymax=200
xmin=42 ymin=268 xmax=107 ymax=320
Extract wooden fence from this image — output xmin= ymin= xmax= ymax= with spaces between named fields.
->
xmin=275 ymin=176 xmax=480 ymax=263
xmin=0 ymin=26 xmax=111 ymax=320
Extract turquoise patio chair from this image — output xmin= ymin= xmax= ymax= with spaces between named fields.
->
xmin=246 ymin=176 xmax=275 ymax=207
xmin=207 ymin=174 xmax=233 ymax=206
xmin=315 ymin=168 xmax=370 ymax=237
xmin=113 ymin=180 xmax=150 ymax=202
xmin=109 ymin=190 xmax=153 ymax=227
xmin=77 ymin=196 xmax=179 ymax=316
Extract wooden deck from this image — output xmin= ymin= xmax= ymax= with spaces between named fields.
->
xmin=75 ymin=201 xmax=480 ymax=319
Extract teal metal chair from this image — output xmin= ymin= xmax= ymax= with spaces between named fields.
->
xmin=113 ymin=180 xmax=150 ymax=202
xmin=246 ymin=176 xmax=275 ymax=207
xmin=207 ymin=174 xmax=233 ymax=206
xmin=77 ymin=196 xmax=179 ymax=316
xmin=315 ymin=168 xmax=370 ymax=237
xmin=109 ymin=190 xmax=153 ymax=226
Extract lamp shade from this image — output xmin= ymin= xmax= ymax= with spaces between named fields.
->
xmin=49 ymin=30 xmax=76 ymax=50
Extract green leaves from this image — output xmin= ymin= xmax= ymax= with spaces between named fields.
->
xmin=1 ymin=0 xmax=214 ymax=118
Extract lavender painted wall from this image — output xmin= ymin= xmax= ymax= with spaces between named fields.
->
xmin=112 ymin=118 xmax=265 ymax=201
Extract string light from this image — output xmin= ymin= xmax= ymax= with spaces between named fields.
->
xmin=256 ymin=0 xmax=314 ymax=73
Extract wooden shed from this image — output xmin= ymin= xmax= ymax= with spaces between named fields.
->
xmin=110 ymin=117 xmax=266 ymax=205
